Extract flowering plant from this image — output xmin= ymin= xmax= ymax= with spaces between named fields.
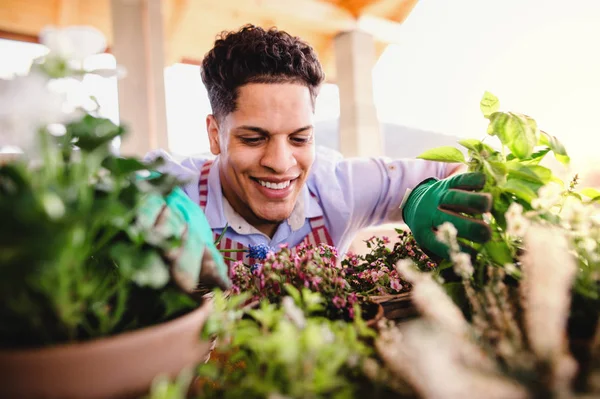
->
xmin=226 ymin=234 xmax=434 ymax=321
xmin=0 ymin=26 xmax=198 ymax=348
xmin=417 ymin=92 xmax=600 ymax=303
xmin=228 ymin=243 xmax=363 ymax=320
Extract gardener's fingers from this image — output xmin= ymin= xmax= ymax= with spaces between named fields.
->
xmin=439 ymin=189 xmax=492 ymax=215
xmin=419 ymin=229 xmax=452 ymax=260
xmin=447 ymin=172 xmax=487 ymax=191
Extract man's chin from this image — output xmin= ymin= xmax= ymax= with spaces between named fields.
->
xmin=252 ymin=207 xmax=293 ymax=224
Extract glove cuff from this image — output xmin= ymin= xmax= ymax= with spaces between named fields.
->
xmin=401 ymin=177 xmax=439 ymax=224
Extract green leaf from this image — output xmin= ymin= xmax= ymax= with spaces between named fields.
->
xmin=487 ymin=112 xmax=539 ymax=159
xmin=480 ymin=91 xmax=500 ymax=118
xmin=487 ymin=112 xmax=511 ymax=144
xmin=67 ymin=115 xmax=124 ymax=152
xmin=508 ymin=114 xmax=539 ymax=159
xmin=580 ymin=187 xmax=600 ymax=199
xmin=283 ymin=283 xmax=302 ymax=306
xmin=483 ymin=159 xmax=508 ymax=184
xmin=502 ymin=179 xmax=538 ymax=203
xmin=458 ymin=139 xmax=482 ymax=152
xmin=442 ymin=282 xmax=467 ymax=310
xmin=506 ymin=163 xmax=552 ymax=185
xmin=539 ymin=130 xmax=570 ymax=164
xmin=417 ymin=146 xmax=466 ymax=163
xmin=483 ymin=241 xmax=514 ymax=266
xmin=103 ymin=157 xmax=150 ymax=177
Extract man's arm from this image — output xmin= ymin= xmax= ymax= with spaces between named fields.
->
xmin=311 ymin=151 xmax=490 ymax=259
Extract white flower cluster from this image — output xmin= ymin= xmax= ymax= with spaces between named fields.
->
xmin=0 ymin=26 xmax=115 ymax=157
xmin=505 ymin=202 xmax=530 ymax=238
xmin=531 ymin=183 xmax=564 ymax=211
xmin=435 ymin=222 xmax=474 ymax=279
xmin=504 ymin=181 xmax=600 ymax=265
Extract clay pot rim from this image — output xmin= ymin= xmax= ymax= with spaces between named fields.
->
xmin=0 ymin=298 xmax=213 ymax=356
xmin=368 ymin=292 xmax=412 ymax=303
xmin=364 ymin=299 xmax=385 ymax=328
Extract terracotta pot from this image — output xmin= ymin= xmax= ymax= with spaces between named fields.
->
xmin=0 ymin=299 xmax=213 ymax=399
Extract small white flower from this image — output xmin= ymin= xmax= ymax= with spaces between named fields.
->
xmin=282 ymin=296 xmax=306 ymax=329
xmin=435 ymin=222 xmax=459 ymax=252
xmin=395 ymin=259 xmax=420 ymax=283
xmin=40 ymin=26 xmax=106 ymax=61
xmin=579 ymin=237 xmax=597 ymax=254
xmin=0 ymin=72 xmax=70 ymax=155
xmin=531 ymin=183 xmax=564 ymax=210
xmin=450 ymin=252 xmax=474 ymax=278
xmin=503 ymin=263 xmax=518 ymax=275
xmin=505 ymin=202 xmax=530 ymax=237
xmin=505 ymin=202 xmax=523 ymax=220
xmin=320 ymin=325 xmax=335 ymax=344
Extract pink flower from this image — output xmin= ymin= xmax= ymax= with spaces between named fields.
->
xmin=332 ymin=296 xmax=346 ymax=308
xmin=390 ymin=278 xmax=403 ymax=292
xmin=347 ymin=292 xmax=358 ymax=305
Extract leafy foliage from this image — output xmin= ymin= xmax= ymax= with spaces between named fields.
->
xmin=416 ymin=91 xmax=600 ymax=305
xmin=0 ymin=79 xmax=196 ymax=349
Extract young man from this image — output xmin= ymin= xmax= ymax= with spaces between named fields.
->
xmin=148 ymin=24 xmax=491 ymax=277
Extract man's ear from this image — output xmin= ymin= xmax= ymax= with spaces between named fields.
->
xmin=206 ymin=115 xmax=221 ymax=155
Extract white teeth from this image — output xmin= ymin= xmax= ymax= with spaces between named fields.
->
xmin=258 ymin=180 xmax=291 ymax=190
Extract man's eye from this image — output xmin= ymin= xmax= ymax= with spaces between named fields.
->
xmin=291 ymin=137 xmax=311 ymax=144
xmin=240 ymin=137 xmax=264 ymax=145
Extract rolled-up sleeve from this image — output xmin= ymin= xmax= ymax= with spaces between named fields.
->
xmin=310 ymin=150 xmax=455 ymax=251
xmin=344 ymin=157 xmax=453 ymax=227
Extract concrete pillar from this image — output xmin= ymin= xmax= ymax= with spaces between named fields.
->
xmin=334 ymin=29 xmax=382 ymax=158
xmin=110 ymin=0 xmax=169 ymax=156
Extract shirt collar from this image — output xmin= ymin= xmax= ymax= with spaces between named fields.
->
xmin=203 ymin=156 xmax=323 ymax=234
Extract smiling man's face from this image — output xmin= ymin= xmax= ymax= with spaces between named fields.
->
xmin=207 ymin=82 xmax=316 ymax=236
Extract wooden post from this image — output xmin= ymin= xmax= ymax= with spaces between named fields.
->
xmin=334 ymin=29 xmax=382 ymax=158
xmin=110 ymin=0 xmax=169 ymax=156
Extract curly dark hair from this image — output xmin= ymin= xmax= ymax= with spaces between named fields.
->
xmin=201 ymin=24 xmax=325 ymax=120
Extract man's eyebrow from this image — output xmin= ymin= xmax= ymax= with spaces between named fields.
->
xmin=236 ymin=125 xmax=313 ymax=135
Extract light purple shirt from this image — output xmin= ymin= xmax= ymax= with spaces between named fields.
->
xmin=145 ymin=147 xmax=453 ymax=255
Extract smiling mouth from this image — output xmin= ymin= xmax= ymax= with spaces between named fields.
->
xmin=251 ymin=177 xmax=297 ymax=191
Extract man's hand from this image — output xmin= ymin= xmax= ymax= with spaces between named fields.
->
xmin=137 ymin=187 xmax=230 ymax=295
xmin=402 ymin=172 xmax=492 ymax=260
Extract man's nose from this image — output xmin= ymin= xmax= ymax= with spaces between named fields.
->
xmin=260 ymin=138 xmax=297 ymax=173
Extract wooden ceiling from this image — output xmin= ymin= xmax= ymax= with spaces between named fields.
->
xmin=0 ymin=0 xmax=418 ymax=82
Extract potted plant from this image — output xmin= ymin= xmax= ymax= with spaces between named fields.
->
xmin=370 ymin=91 xmax=600 ymax=396
xmin=0 ymin=26 xmax=220 ymax=399
xmin=149 ymin=287 xmax=405 ymax=399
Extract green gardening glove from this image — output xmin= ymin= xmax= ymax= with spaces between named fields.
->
xmin=402 ymin=172 xmax=492 ymax=260
xmin=137 ymin=187 xmax=230 ymax=295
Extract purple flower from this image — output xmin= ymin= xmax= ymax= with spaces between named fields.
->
xmin=248 ymin=244 xmax=271 ymax=260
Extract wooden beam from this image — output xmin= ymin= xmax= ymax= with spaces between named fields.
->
xmin=0 ymin=29 xmax=39 ymax=43
xmin=362 ymin=0 xmax=419 ymax=24
xmin=320 ymin=0 xmax=375 ymax=17
xmin=0 ymin=0 xmax=59 ymax=37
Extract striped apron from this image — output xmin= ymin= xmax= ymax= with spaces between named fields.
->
xmin=198 ymin=160 xmax=334 ymax=267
